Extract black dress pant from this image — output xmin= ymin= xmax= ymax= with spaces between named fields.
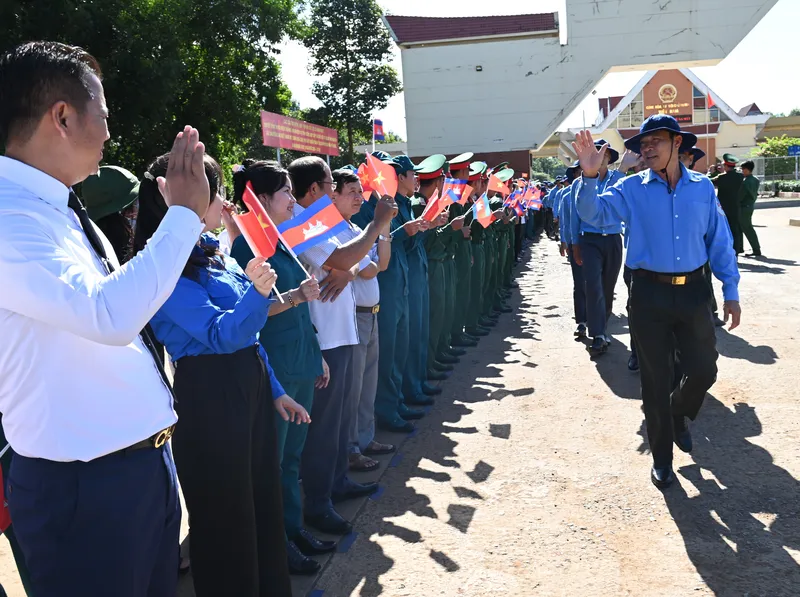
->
xmin=172 ymin=346 xmax=291 ymax=597
xmin=629 ymin=274 xmax=718 ymax=468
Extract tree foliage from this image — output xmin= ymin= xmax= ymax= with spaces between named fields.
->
xmin=530 ymin=156 xmax=564 ymax=178
xmin=301 ymin=0 xmax=402 ymax=164
xmin=753 ymin=135 xmax=800 ymax=158
xmin=0 ymin=0 xmax=298 ymax=176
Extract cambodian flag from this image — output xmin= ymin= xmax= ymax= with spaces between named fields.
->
xmin=373 ymin=119 xmax=385 ymax=141
xmin=278 ymin=195 xmax=349 ymax=255
xmin=441 ymin=178 xmax=467 ymax=204
xmin=473 ymin=192 xmax=494 ymax=228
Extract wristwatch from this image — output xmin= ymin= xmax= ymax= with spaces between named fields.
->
xmin=379 ymin=234 xmax=392 ymax=242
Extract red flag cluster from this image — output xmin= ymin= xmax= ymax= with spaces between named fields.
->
xmin=234 ymin=182 xmax=281 ymax=259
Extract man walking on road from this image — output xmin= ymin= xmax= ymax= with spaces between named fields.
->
xmin=573 ymin=115 xmax=741 ymax=490
xmin=713 ymin=153 xmax=744 ymax=255
xmin=739 ymin=160 xmax=762 ymax=257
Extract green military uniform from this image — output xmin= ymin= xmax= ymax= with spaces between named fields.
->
xmin=230 ymin=236 xmax=323 ymax=540
xmin=464 ymin=162 xmax=491 ymax=336
xmin=739 ymin=172 xmax=761 ymax=256
xmin=447 ymin=152 xmax=478 ymax=348
xmin=713 ymin=154 xmax=744 ymax=254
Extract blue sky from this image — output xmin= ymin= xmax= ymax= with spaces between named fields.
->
xmin=278 ymin=0 xmax=797 ymax=139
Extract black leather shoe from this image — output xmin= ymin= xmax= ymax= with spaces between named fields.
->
xmin=332 ymin=482 xmax=379 ymax=503
xmin=287 ymin=541 xmax=320 ymax=575
xmin=587 ymin=336 xmax=609 ymax=356
xmin=377 ymin=418 xmax=415 ymax=433
xmin=433 ymin=361 xmax=454 ymax=372
xmin=399 ymin=404 xmax=425 ymax=420
xmin=447 ymin=347 xmax=467 ymax=357
xmin=574 ymin=323 xmax=587 ymax=338
xmin=292 ymin=529 xmax=337 ymax=555
xmin=427 ymin=369 xmax=450 ymax=381
xmin=459 ymin=332 xmax=480 ymax=343
xmin=713 ymin=315 xmax=726 ymax=327
xmin=305 ymin=509 xmax=353 ymax=535
xmin=465 ymin=327 xmax=490 ymax=337
xmin=479 ymin=317 xmax=496 ymax=327
xmin=509 ymin=281 xmax=519 ymax=289
xmin=496 ymin=305 xmax=513 ymax=314
xmin=407 ymin=392 xmax=435 ymax=405
xmin=451 ymin=337 xmax=478 ymax=348
xmin=628 ymin=353 xmax=639 ymax=372
xmin=437 ymin=353 xmax=459 ymax=365
xmin=421 ymin=383 xmax=442 ymax=396
xmin=673 ymin=416 xmax=693 ymax=453
xmin=650 ymin=466 xmax=675 ymax=489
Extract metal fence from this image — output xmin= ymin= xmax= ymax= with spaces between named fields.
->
xmin=751 ymin=156 xmax=800 ymax=181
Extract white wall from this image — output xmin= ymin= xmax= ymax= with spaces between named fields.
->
xmin=715 ymin=122 xmax=759 ymax=161
xmin=400 ymin=0 xmax=779 ymax=156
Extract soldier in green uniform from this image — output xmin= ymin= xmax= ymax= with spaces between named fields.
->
xmin=400 ymin=154 xmax=444 ymax=407
xmin=464 ymin=162 xmax=492 ymax=337
xmin=447 ymin=153 xmax=480 ymax=349
xmin=410 ymin=155 xmax=458 ymax=380
xmin=713 ymin=153 xmax=744 ymax=255
xmin=352 ymin=154 xmax=424 ymax=433
xmin=739 ymin=160 xmax=762 ymax=257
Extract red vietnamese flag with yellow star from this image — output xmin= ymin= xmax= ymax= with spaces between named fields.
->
xmin=357 ymin=163 xmax=374 ymax=201
xmin=365 ymin=153 xmax=398 ymax=198
xmin=234 ymin=182 xmax=281 ymax=258
xmin=488 ymin=173 xmax=510 ymax=197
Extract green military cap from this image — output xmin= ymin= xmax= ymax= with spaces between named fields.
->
xmin=81 ymin=165 xmax=140 ymax=222
xmin=468 ymin=161 xmax=488 ymax=182
xmin=390 ymin=155 xmax=417 ymax=174
xmin=489 ymin=161 xmax=510 ymax=174
xmin=449 ymin=152 xmax=474 ymax=172
xmin=371 ymin=150 xmax=392 ymax=161
xmin=722 ymin=153 xmax=739 ymax=165
xmin=496 ymin=167 xmax=515 ymax=182
xmin=413 ymin=154 xmax=447 ymax=180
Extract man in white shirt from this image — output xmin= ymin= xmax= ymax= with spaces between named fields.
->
xmin=287 ymin=157 xmax=396 ymax=536
xmin=0 ymin=42 xmax=211 ymax=596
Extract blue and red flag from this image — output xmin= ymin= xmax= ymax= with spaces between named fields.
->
xmin=373 ymin=119 xmax=385 ymax=141
xmin=473 ymin=192 xmax=494 ymax=228
xmin=441 ymin=178 xmax=467 ymax=204
xmin=277 ymin=195 xmax=349 ymax=255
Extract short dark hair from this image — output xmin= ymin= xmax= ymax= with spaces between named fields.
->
xmin=0 ymin=41 xmax=102 ymax=148
xmin=741 ymin=160 xmax=755 ymax=172
xmin=287 ymin=156 xmax=327 ymax=199
xmin=232 ymin=159 xmax=289 ymax=207
xmin=332 ymin=168 xmax=359 ymax=191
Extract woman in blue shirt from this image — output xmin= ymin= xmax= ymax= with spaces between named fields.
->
xmin=229 ymin=160 xmax=336 ymax=576
xmin=137 ymin=152 xmax=308 ymax=597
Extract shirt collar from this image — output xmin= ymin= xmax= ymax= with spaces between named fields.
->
xmin=0 ymin=156 xmax=71 ymax=214
xmin=642 ymin=163 xmax=701 ymax=188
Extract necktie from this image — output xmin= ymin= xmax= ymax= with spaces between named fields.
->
xmin=67 ymin=191 xmax=174 ymax=394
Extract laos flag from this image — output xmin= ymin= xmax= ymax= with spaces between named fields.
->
xmin=278 ymin=195 xmax=349 ymax=255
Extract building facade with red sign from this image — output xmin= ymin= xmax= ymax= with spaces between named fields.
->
xmin=571 ymin=68 xmax=770 ymax=172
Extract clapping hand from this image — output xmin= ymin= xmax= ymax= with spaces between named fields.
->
xmin=157 ymin=126 xmax=210 ymax=219
xmin=245 ymin=258 xmax=278 ymax=298
xmin=571 ymin=130 xmax=607 ymax=178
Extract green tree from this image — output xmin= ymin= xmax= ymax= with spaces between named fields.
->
xmin=530 ymin=156 xmax=563 ymax=179
xmin=752 ymin=135 xmax=800 ymax=178
xmin=0 ymin=0 xmax=299 ymax=176
xmin=790 ymin=108 xmax=800 ymax=117
xmin=301 ymin=0 xmax=402 ymax=164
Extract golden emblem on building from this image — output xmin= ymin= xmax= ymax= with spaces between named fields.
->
xmin=658 ymin=84 xmax=678 ymax=104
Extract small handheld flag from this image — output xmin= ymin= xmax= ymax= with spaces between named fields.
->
xmin=488 ymin=173 xmax=510 ymax=197
xmin=357 ymin=163 xmax=374 ymax=201
xmin=473 ymin=193 xmax=494 ymax=228
xmin=235 ymin=182 xmax=281 ymax=259
xmin=278 ymin=195 xmax=349 ymax=256
xmin=458 ymin=183 xmax=474 ymax=205
xmin=441 ymin=178 xmax=467 ymax=204
xmin=365 ymin=153 xmax=398 ymax=198
xmin=421 ymin=189 xmax=447 ymax=222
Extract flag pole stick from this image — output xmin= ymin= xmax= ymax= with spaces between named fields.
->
xmin=706 ymin=92 xmax=711 ymax=168
xmin=0 ymin=443 xmax=9 ymax=459
xmin=372 ymin=117 xmax=376 ymax=153
xmin=272 ymin=285 xmax=285 ymax=304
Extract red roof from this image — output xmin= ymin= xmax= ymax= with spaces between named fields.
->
xmin=384 ymin=13 xmax=558 ymax=46
xmin=618 ymin=123 xmax=721 ymax=139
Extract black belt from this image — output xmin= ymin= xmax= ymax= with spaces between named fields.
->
xmin=582 ymin=231 xmax=620 ymax=237
xmin=634 ymin=267 xmax=704 ymax=286
xmin=356 ymin=305 xmax=380 ymax=314
xmin=115 ymin=425 xmax=175 ymax=455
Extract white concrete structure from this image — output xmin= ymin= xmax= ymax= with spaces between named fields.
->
xmin=384 ymin=0 xmax=779 ymax=159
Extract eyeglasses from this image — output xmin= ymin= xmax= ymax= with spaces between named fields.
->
xmin=319 ymin=179 xmax=334 ymax=188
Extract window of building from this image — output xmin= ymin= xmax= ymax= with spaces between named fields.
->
xmin=610 ymin=91 xmax=644 ymax=129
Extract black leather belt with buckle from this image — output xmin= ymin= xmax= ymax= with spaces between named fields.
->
xmin=356 ymin=305 xmax=380 ymax=314
xmin=634 ymin=267 xmax=704 ymax=286
xmin=119 ymin=425 xmax=176 ymax=455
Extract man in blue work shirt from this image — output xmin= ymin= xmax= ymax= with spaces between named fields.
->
xmin=568 ymin=139 xmax=627 ymax=356
xmin=558 ymin=164 xmax=588 ymax=339
xmin=573 ymin=115 xmax=742 ymax=489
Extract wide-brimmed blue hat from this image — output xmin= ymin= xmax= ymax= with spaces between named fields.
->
xmin=681 ymin=147 xmax=706 ymax=167
xmin=624 ymin=114 xmax=697 ymax=154
xmin=594 ymin=138 xmax=619 ymax=164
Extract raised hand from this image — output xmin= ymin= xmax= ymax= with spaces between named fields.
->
xmin=245 ymin=258 xmax=277 ymax=298
xmin=571 ymin=130 xmax=607 ymax=178
xmin=375 ymin=194 xmax=398 ymax=227
xmin=157 ymin=126 xmax=210 ymax=219
xmin=618 ymin=149 xmax=640 ymax=173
